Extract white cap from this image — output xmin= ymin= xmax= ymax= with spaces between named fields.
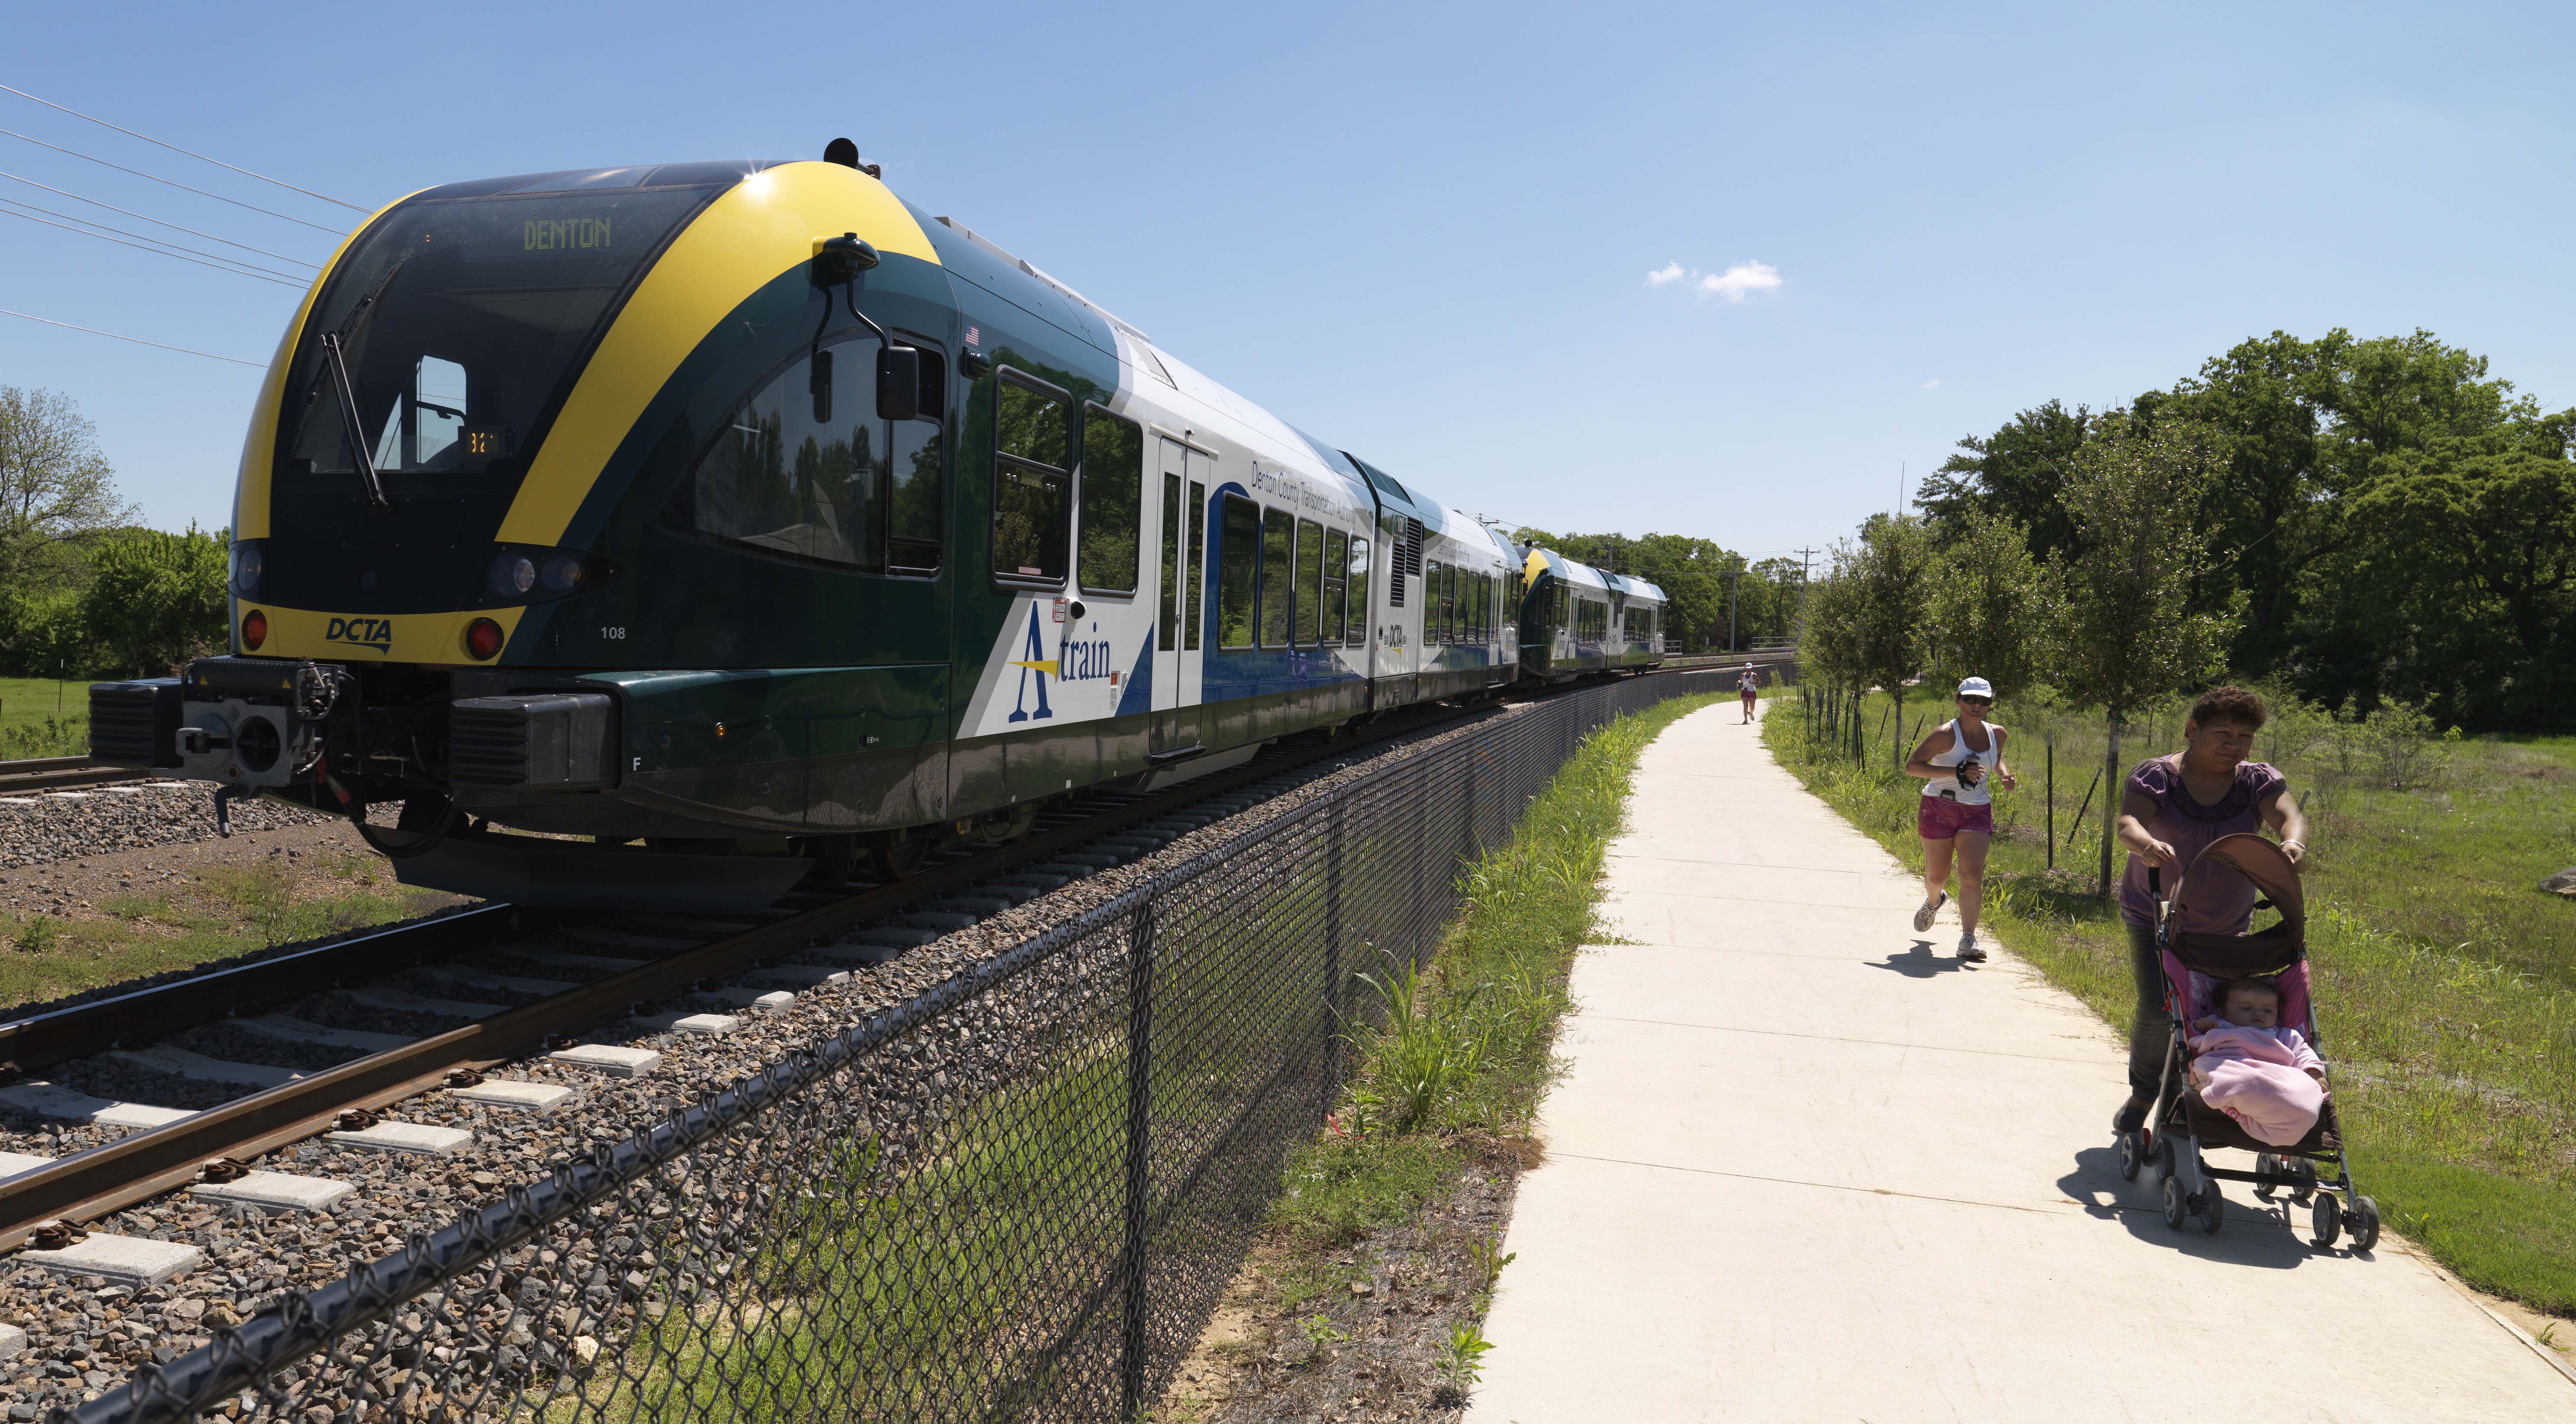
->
xmin=1957 ymin=676 xmax=1994 ymax=698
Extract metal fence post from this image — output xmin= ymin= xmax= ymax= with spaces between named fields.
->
xmin=1323 ymin=798 xmax=1345 ymax=1101
xmin=1119 ymin=893 xmax=1157 ymax=1418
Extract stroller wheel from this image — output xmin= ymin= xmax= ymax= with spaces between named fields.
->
xmin=2161 ymin=1174 xmax=2188 ymax=1231
xmin=2116 ymin=1131 xmax=2143 ymax=1182
xmin=2310 ymin=1192 xmax=2342 ymax=1248
xmin=2155 ymin=1136 xmax=2178 ymax=1182
xmin=2198 ymin=1185 xmax=2225 ymax=1234
xmin=2253 ymin=1153 xmax=2278 ymax=1199
xmin=2349 ymin=1196 xmax=2382 ymax=1251
xmin=2292 ymin=1160 xmax=2319 ymax=1205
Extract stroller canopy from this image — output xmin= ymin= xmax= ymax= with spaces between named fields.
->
xmin=2166 ymin=832 xmax=2306 ymax=982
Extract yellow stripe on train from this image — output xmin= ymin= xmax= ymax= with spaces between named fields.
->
xmin=240 ymin=605 xmax=530 ymax=666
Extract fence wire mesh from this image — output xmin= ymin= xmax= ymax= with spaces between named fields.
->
xmin=67 ymin=672 xmax=1716 ymax=1424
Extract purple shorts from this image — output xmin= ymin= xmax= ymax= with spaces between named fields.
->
xmin=1917 ymin=795 xmax=1993 ymax=841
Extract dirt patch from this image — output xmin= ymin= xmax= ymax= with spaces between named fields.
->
xmin=1160 ymin=1138 xmax=1539 ymax=1422
xmin=0 ymin=816 xmax=383 ymax=921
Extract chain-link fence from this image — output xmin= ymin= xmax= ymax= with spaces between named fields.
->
xmin=68 ymin=672 xmax=1719 ymax=1424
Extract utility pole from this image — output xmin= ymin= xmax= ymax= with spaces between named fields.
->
xmin=1723 ymin=561 xmax=1745 ymax=652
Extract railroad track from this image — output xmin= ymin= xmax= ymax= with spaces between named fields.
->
xmin=0 ymin=756 xmax=151 ymax=798
xmin=0 ymin=686 xmax=1608 ymax=1254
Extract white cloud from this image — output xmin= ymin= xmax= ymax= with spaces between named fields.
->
xmin=1646 ymin=258 xmax=1784 ymax=303
xmin=1919 ymin=378 xmax=1941 ymax=390
xmin=1697 ymin=260 xmax=1783 ymax=302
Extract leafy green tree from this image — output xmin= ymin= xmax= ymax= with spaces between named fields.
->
xmin=0 ymin=387 xmax=131 ymax=602
xmin=79 ymin=525 xmax=229 ymax=677
xmin=1915 ymin=399 xmax=2092 ymax=563
xmin=2038 ymin=418 xmax=2241 ymax=892
xmin=1927 ymin=509 xmax=2038 ymax=698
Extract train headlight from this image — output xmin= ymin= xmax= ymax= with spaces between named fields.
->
xmin=481 ymin=545 xmax=617 ymax=606
xmin=229 ymin=541 xmax=265 ymax=599
xmin=490 ymin=554 xmax=538 ymax=597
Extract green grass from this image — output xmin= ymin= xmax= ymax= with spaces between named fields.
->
xmin=0 ymin=860 xmax=444 ymax=1012
xmin=0 ymin=677 xmax=89 ymax=753
xmin=1764 ymin=686 xmax=2576 ymax=1317
xmin=1268 ymin=692 xmax=1727 ymax=1248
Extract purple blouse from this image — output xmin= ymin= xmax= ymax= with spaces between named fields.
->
xmin=2118 ymin=755 xmax=2287 ymax=931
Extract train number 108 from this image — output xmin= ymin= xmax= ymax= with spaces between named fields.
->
xmin=601 ymin=626 xmax=627 ymax=640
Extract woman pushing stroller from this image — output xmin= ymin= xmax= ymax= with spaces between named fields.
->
xmin=2108 ymin=686 xmax=2309 ymax=1136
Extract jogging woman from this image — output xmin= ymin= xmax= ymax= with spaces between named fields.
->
xmin=2107 ymin=686 xmax=2308 ymax=1136
xmin=1903 ymin=676 xmax=2015 ymax=962
xmin=1738 ymin=664 xmax=1760 ymax=722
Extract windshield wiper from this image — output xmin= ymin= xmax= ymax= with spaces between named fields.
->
xmin=319 ymin=331 xmax=393 ymax=514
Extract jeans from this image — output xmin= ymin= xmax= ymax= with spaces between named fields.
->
xmin=2125 ymin=920 xmax=2170 ymax=1101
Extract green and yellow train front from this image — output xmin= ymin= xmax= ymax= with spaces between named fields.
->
xmin=92 ymin=159 xmax=981 ymax=888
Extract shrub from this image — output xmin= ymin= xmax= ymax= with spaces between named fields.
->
xmin=79 ymin=525 xmax=226 ymax=678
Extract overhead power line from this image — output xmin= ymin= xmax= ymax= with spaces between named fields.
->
xmin=0 ymin=126 xmax=345 ymax=233
xmin=0 ymin=307 xmax=263 ymax=366
xmin=0 ymin=194 xmax=310 ymax=281
xmin=0 ymin=169 xmax=318 ymax=267
xmin=0 ymin=82 xmax=366 ymax=212
xmin=0 ymin=205 xmax=304 ymax=287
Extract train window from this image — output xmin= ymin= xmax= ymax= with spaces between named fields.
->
xmin=991 ymin=372 xmax=1071 ymax=585
xmin=1295 ymin=518 xmax=1325 ymax=645
xmin=1442 ymin=564 xmax=1459 ymax=644
xmin=1474 ymin=572 xmax=1489 ymax=644
xmin=1422 ymin=560 xmax=1444 ymax=644
xmin=1078 ymin=405 xmax=1142 ymax=595
xmin=1259 ymin=507 xmax=1295 ymax=647
xmin=1159 ymin=472 xmax=1181 ymax=651
xmin=1217 ymin=494 xmax=1259 ymax=649
xmin=1186 ymin=480 xmax=1205 ymax=649
xmin=1323 ymin=528 xmax=1349 ymax=647
xmin=1347 ymin=539 xmax=1369 ymax=643
xmin=675 ymin=338 xmax=883 ymax=571
xmin=888 ymin=345 xmax=946 ymax=573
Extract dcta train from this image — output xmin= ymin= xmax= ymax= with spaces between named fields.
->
xmin=91 ymin=145 xmax=1666 ymax=907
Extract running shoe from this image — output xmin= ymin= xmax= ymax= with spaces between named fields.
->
xmin=1958 ymin=932 xmax=1987 ymax=963
xmin=1912 ymin=892 xmax=1947 ymax=932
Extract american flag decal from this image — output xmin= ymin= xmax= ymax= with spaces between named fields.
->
xmin=965 ymin=326 xmax=979 ymax=345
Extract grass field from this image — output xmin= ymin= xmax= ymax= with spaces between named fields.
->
xmin=0 ymin=677 xmax=90 ymax=758
xmin=1 ymin=851 xmax=451 ymax=1011
xmin=1765 ymin=686 xmax=2576 ymax=1317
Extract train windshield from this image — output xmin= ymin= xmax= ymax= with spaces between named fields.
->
xmin=282 ymin=182 xmax=721 ymax=480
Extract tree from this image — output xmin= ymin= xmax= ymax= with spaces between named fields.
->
xmin=80 ymin=525 xmax=228 ymax=678
xmin=2038 ymin=417 xmax=2241 ymax=893
xmin=1927 ymin=508 xmax=2038 ymax=698
xmin=0 ymin=387 xmax=131 ymax=600
xmin=1846 ymin=514 xmax=1936 ymax=766
xmin=1915 ymin=400 xmax=2092 ymax=564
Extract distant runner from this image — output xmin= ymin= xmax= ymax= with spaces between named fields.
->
xmin=1738 ymin=664 xmax=1759 ymax=722
xmin=1902 ymin=676 xmax=2015 ymax=962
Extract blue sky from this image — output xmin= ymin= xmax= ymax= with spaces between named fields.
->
xmin=5 ymin=1 xmax=2570 ymax=568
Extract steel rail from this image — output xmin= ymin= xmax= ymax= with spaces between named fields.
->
xmin=0 ymin=696 xmax=1491 ymax=1248
xmin=0 ymin=758 xmax=150 ymax=795
xmin=0 ymin=905 xmax=521 ymax=1078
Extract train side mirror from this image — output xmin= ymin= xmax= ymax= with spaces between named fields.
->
xmin=877 ymin=346 xmax=921 ymax=421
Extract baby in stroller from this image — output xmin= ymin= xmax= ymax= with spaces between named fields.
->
xmin=2188 ymin=978 xmax=2326 ymax=1147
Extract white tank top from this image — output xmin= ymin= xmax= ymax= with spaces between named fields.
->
xmin=1922 ymin=719 xmax=1996 ymax=807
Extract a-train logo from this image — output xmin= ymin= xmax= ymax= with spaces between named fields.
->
xmin=325 ymin=616 xmax=394 ymax=652
xmin=1006 ymin=603 xmax=1057 ymax=723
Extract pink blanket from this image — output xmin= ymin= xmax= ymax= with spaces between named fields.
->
xmin=2189 ymin=1023 xmax=2324 ymax=1146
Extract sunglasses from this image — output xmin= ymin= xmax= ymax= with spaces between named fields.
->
xmin=1959 ymin=696 xmax=1992 ymax=706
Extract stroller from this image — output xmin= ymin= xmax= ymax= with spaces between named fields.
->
xmin=2114 ymin=832 xmax=2381 ymax=1248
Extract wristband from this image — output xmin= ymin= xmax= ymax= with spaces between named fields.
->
xmin=2281 ymin=838 xmax=2305 ymax=854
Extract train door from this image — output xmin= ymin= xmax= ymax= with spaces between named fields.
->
xmin=1151 ymin=436 xmax=1206 ymax=756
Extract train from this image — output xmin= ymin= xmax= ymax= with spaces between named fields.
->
xmin=89 ymin=145 xmax=1667 ymax=908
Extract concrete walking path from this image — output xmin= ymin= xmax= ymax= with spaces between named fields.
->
xmin=1471 ymin=702 xmax=2573 ymax=1422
